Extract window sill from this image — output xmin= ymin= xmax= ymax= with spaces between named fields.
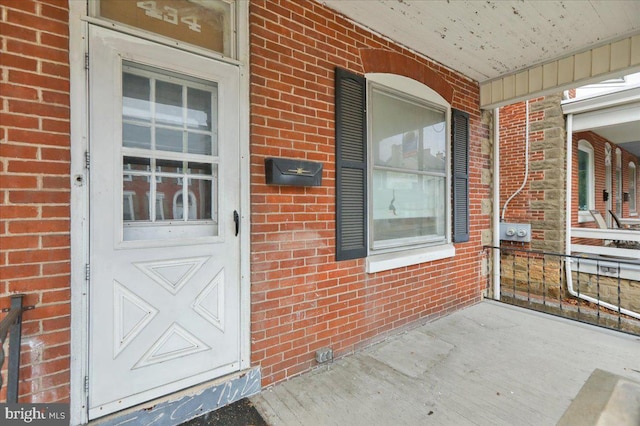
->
xmin=578 ymin=211 xmax=593 ymax=224
xmin=366 ymin=243 xmax=455 ymax=273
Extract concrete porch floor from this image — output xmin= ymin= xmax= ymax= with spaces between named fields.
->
xmin=251 ymin=301 xmax=640 ymax=425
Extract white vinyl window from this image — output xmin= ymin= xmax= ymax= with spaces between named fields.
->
xmin=629 ymin=162 xmax=637 ymax=214
xmin=577 ymin=140 xmax=594 ymax=221
xmin=366 ymin=75 xmax=452 ymax=265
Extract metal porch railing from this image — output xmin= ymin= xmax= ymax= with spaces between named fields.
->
xmin=486 ymin=246 xmax=640 ymax=336
xmin=0 ymin=294 xmax=30 ymax=403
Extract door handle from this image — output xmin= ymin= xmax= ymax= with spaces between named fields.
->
xmin=233 ymin=210 xmax=239 ymax=236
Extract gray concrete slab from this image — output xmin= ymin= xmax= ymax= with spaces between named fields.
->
xmin=251 ymin=301 xmax=640 ymax=426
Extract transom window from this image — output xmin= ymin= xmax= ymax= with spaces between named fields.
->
xmin=369 ymin=84 xmax=447 ymax=251
xmin=93 ymin=0 xmax=234 ymax=58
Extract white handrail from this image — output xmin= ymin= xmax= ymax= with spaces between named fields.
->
xmin=571 ymin=228 xmax=640 ymax=242
xmin=568 ymin=227 xmax=640 ymax=320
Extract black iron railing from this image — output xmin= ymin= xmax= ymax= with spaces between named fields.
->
xmin=485 ymin=246 xmax=640 ymax=336
xmin=0 ymin=294 xmax=31 ymax=403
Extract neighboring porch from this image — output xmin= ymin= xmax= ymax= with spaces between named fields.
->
xmin=494 ymin=229 xmax=640 ymax=335
xmin=251 ymin=301 xmax=640 ymax=426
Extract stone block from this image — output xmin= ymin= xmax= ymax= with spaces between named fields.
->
xmin=543 ymin=147 xmax=565 ymax=160
xmin=482 ymin=168 xmax=492 ymax=185
xmin=481 ymin=198 xmax=493 ymax=215
xmin=481 ymin=229 xmax=493 ymax=245
xmin=530 ymin=158 xmax=564 ymax=171
xmin=531 ymin=199 xmax=564 ymax=211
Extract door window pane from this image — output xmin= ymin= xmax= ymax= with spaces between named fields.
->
xmin=121 ymin=62 xmax=219 ymax=240
xmin=187 ymin=133 xmax=212 ymax=155
xmin=123 ymin=123 xmax=151 ymax=149
xmin=188 ymin=178 xmax=214 ymax=220
xmin=123 ymin=73 xmax=151 ymax=121
xmin=156 ymin=80 xmax=184 ymax=126
xmin=156 ymin=128 xmax=184 ymax=152
xmin=123 ymin=177 xmax=150 ymax=222
xmin=187 ymin=87 xmax=212 ymax=130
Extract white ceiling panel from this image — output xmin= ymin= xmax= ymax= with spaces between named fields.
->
xmin=319 ymin=1 xmax=640 ymax=106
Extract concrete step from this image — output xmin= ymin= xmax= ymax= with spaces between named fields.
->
xmin=557 ymin=368 xmax=640 ymax=426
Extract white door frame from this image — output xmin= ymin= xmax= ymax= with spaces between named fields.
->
xmin=68 ymin=2 xmax=251 ymax=424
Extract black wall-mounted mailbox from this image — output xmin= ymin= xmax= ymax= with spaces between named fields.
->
xmin=265 ymin=157 xmax=323 ymax=186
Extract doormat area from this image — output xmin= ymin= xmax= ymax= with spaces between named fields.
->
xmin=179 ymin=398 xmax=268 ymax=426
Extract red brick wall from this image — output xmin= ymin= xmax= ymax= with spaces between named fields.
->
xmin=499 ymin=96 xmax=639 ymax=249
xmin=1 ymin=0 xmax=492 ymax=404
xmin=0 ymin=0 xmax=71 ymax=402
xmin=249 ymin=0 xmax=490 ymax=387
xmin=498 ymin=98 xmax=547 ymax=246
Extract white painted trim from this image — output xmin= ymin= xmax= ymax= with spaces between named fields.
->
xmin=562 ymin=86 xmax=640 ymax=114
xmin=236 ymin=0 xmax=252 ymax=372
xmin=571 ymin=102 xmax=640 ymax=131
xmin=480 ymin=35 xmax=640 ymax=109
xmin=571 ymin=244 xmax=640 ymax=260
xmin=366 ymin=244 xmax=455 ymax=273
xmin=68 ymin=1 xmax=89 ymax=424
xmin=493 ymin=107 xmax=501 ymax=300
xmin=577 ymin=212 xmax=594 ymax=224
xmin=566 ymin=114 xmax=573 ymax=257
xmin=571 ymin=228 xmax=640 ymax=242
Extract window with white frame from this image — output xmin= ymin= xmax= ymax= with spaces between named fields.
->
xmin=577 ymin=140 xmax=594 ymax=218
xmin=369 ymin=82 xmax=448 ymax=251
xmin=630 ymin=162 xmax=637 ymax=214
xmin=335 ymin=70 xmax=468 ymax=271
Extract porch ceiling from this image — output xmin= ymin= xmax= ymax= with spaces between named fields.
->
xmin=318 ymin=1 xmax=640 ymax=108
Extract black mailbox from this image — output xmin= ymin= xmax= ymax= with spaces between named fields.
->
xmin=265 ymin=157 xmax=323 ymax=187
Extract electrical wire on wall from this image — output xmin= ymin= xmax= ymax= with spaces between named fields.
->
xmin=501 ymin=100 xmax=530 ymax=220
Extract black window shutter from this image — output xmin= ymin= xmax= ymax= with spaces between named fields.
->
xmin=451 ymin=108 xmax=470 ymax=243
xmin=335 ymin=67 xmax=367 ymax=260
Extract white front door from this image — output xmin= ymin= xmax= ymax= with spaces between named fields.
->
xmin=87 ymin=26 xmax=241 ymax=418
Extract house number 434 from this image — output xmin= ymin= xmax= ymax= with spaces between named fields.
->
xmin=136 ymin=1 xmax=202 ymax=33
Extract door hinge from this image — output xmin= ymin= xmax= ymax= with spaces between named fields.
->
xmin=85 ymin=264 xmax=90 ymax=281
xmin=84 ymin=53 xmax=89 ymax=70
xmin=84 ymin=376 xmax=89 ymax=393
xmin=85 ymin=151 xmax=90 ymax=169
